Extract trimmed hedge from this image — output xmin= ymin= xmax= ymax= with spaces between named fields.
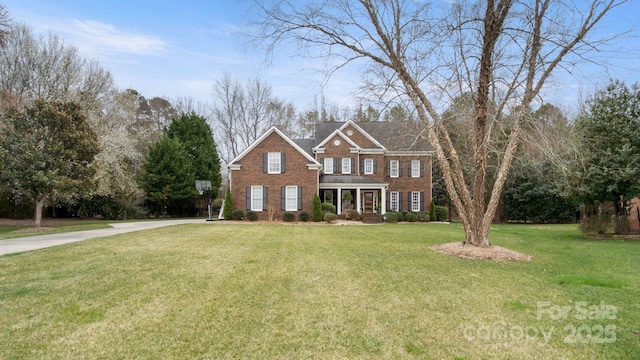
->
xmin=321 ymin=202 xmax=336 ymax=214
xmin=299 ymin=211 xmax=310 ymax=222
xmin=246 ymin=210 xmax=259 ymax=221
xmin=231 ymin=209 xmax=244 ymax=220
xmin=405 ymin=212 xmax=418 ymax=222
xmin=435 ymin=206 xmax=449 ymax=221
xmin=283 ymin=212 xmax=296 ymax=222
xmin=323 ymin=212 xmax=338 ymax=223
xmin=385 ymin=212 xmax=398 ymax=223
xmin=345 ymin=209 xmax=361 ymax=221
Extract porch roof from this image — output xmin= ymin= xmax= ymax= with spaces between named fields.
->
xmin=319 ymin=175 xmax=387 ymax=185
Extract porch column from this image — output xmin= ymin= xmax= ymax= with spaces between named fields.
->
xmin=381 ymin=188 xmax=386 ymax=214
xmin=356 ymin=188 xmax=362 ymax=214
xmin=337 ymin=188 xmax=342 ymax=215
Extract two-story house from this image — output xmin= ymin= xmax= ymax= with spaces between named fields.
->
xmin=228 ymin=120 xmax=433 ymax=220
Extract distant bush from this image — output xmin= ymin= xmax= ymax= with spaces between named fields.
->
xmin=323 ymin=212 xmax=338 ymax=223
xmin=395 ymin=211 xmax=405 ymax=222
xmin=435 ymin=206 xmax=448 ymax=221
xmin=231 ymin=209 xmax=244 ymax=220
xmin=246 ymin=210 xmax=259 ymax=221
xmin=298 ymin=211 xmax=310 ymax=222
xmin=385 ymin=212 xmax=398 ymax=223
xmin=312 ymin=194 xmax=322 ymax=222
xmin=579 ymin=214 xmax=610 ymax=235
xmin=223 ymin=188 xmax=233 ymax=220
xmin=345 ymin=209 xmax=361 ymax=221
xmin=405 ymin=212 xmax=418 ymax=222
xmin=283 ymin=212 xmax=296 ymax=222
xmin=429 ymin=200 xmax=437 ymax=222
xmin=417 ymin=212 xmax=430 ymax=222
xmin=321 ymin=202 xmax=336 ymax=214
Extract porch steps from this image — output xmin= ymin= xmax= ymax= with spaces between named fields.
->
xmin=362 ymin=213 xmax=383 ymax=224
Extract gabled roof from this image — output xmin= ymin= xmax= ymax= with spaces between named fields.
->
xmin=229 ymin=126 xmax=321 ymax=167
xmin=313 ymin=128 xmax=360 ymax=149
xmin=339 ymin=120 xmax=386 ymax=149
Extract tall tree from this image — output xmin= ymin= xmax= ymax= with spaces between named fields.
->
xmin=165 ymin=112 xmax=222 ymax=199
xmin=0 ymin=99 xmax=100 ymax=227
xmin=139 ymin=134 xmax=196 ymax=217
xmin=253 ymin=0 xmax=627 ymax=247
xmin=574 ymin=80 xmax=640 ymax=214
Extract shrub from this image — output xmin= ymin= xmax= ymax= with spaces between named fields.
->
xmin=417 ymin=212 xmax=430 ymax=222
xmin=405 ymin=212 xmax=418 ymax=222
xmin=321 ymin=202 xmax=336 ymax=214
xmin=223 ymin=188 xmax=233 ymax=220
xmin=246 ymin=210 xmax=259 ymax=221
xmin=345 ymin=209 xmax=361 ymax=221
xmin=312 ymin=194 xmax=322 ymax=222
xmin=231 ymin=209 xmax=244 ymax=220
xmin=323 ymin=212 xmax=338 ymax=223
xmin=395 ymin=211 xmax=405 ymax=222
xmin=579 ymin=214 xmax=610 ymax=235
xmin=299 ymin=211 xmax=310 ymax=222
xmin=283 ymin=211 xmax=296 ymax=222
xmin=385 ymin=212 xmax=398 ymax=223
xmin=435 ymin=206 xmax=449 ymax=221
xmin=429 ymin=200 xmax=437 ymax=222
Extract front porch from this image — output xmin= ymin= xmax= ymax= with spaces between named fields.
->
xmin=319 ymin=175 xmax=388 ymax=215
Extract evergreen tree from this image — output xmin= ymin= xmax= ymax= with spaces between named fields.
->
xmin=429 ymin=200 xmax=437 ymax=222
xmin=312 ymin=194 xmax=322 ymax=222
xmin=140 ymin=134 xmax=196 ymax=216
xmin=223 ymin=187 xmax=233 ymax=220
xmin=165 ymin=112 xmax=222 ymax=199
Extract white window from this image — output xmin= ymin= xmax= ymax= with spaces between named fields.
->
xmin=390 ymin=160 xmax=399 ymax=178
xmin=364 ymin=158 xmax=373 ymax=174
xmin=411 ymin=160 xmax=421 ymax=178
xmin=268 ymin=152 xmax=281 ymax=174
xmin=324 ymin=158 xmax=333 ymax=174
xmin=411 ymin=191 xmax=421 ymax=212
xmin=251 ymin=186 xmax=263 ymax=211
xmin=389 ymin=191 xmax=400 ymax=211
xmin=342 ymin=158 xmax=351 ymax=174
xmin=286 ymin=186 xmax=298 ymax=211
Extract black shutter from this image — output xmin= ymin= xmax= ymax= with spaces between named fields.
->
xmin=298 ymin=186 xmax=303 ymax=210
xmin=263 ymin=153 xmax=268 ymax=173
xmin=408 ymin=160 xmax=412 ymax=177
xmin=246 ymin=186 xmax=251 ymax=210
xmin=408 ymin=192 xmax=412 ymax=211
xmin=281 ymin=153 xmax=286 ymax=173
xmin=420 ymin=160 xmax=424 ymax=177
xmin=360 ymin=158 xmax=364 ymax=174
xmin=386 ymin=161 xmax=390 ymax=177
xmin=398 ymin=160 xmax=403 ymax=177
xmin=334 ymin=158 xmax=339 ymax=173
xmin=263 ymin=186 xmax=268 ymax=211
xmin=398 ymin=193 xmax=403 ymax=211
xmin=386 ymin=191 xmax=390 ymax=210
xmin=281 ymin=186 xmax=286 ymax=211
xmin=420 ymin=192 xmax=425 ymax=211
xmin=373 ymin=159 xmax=377 ymax=174
xmin=351 ymin=158 xmax=355 ymax=173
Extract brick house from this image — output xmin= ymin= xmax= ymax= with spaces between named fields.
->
xmin=228 ymin=120 xmax=433 ymax=220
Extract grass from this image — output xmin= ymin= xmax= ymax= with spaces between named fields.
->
xmin=0 ymin=222 xmax=638 ymax=359
xmin=0 ymin=220 xmax=112 ymax=240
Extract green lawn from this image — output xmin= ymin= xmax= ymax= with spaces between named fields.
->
xmin=0 ymin=223 xmax=638 ymax=359
xmin=0 ymin=220 xmax=111 ymax=240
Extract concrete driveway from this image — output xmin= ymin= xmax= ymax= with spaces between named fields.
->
xmin=0 ymin=219 xmax=207 ymax=256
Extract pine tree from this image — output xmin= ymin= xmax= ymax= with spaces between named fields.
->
xmin=223 ymin=187 xmax=233 ymax=220
xmin=312 ymin=193 xmax=322 ymax=222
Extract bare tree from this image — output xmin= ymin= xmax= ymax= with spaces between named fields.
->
xmin=211 ymin=73 xmax=297 ymax=164
xmin=253 ymin=0 xmax=628 ymax=247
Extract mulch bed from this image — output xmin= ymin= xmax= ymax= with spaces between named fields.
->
xmin=430 ymin=242 xmax=533 ymax=262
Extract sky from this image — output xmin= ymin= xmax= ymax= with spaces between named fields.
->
xmin=2 ymin=0 xmax=640 ymax=115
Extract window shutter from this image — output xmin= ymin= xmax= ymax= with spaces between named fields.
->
xmin=360 ymin=159 xmax=364 ymax=174
xmin=298 ymin=186 xmax=303 ymax=210
xmin=373 ymin=159 xmax=377 ymax=174
xmin=386 ymin=161 xmax=390 ymax=177
xmin=246 ymin=186 xmax=251 ymax=210
xmin=420 ymin=160 xmax=424 ymax=177
xmin=263 ymin=186 xmax=268 ymax=211
xmin=398 ymin=160 xmax=403 ymax=177
xmin=398 ymin=193 xmax=403 ymax=211
xmin=281 ymin=186 xmax=286 ymax=211
xmin=351 ymin=158 xmax=355 ymax=173
xmin=321 ymin=158 xmax=325 ymax=173
xmin=263 ymin=154 xmax=268 ymax=173
xmin=420 ymin=192 xmax=425 ymax=211
xmin=408 ymin=160 xmax=412 ymax=176
xmin=334 ymin=158 xmax=339 ymax=173
xmin=386 ymin=191 xmax=390 ymax=210
xmin=407 ymin=192 xmax=412 ymax=211
xmin=281 ymin=153 xmax=286 ymax=173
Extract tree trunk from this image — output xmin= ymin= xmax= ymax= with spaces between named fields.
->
xmin=34 ymin=197 xmax=46 ymax=228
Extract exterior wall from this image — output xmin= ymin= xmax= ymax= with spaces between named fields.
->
xmin=230 ymin=132 xmax=318 ymax=221
xmin=342 ymin=124 xmax=379 ymax=148
xmin=384 ymin=155 xmax=432 ymax=212
xmin=317 ymin=134 xmax=356 ymax=175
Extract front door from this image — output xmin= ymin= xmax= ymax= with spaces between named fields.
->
xmin=363 ymin=191 xmax=374 ymax=213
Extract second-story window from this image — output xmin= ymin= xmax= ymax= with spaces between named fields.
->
xmin=411 ymin=160 xmax=421 ymax=178
xmin=342 ymin=158 xmax=351 ymax=174
xmin=390 ymin=160 xmax=399 ymax=178
xmin=324 ymin=158 xmax=334 ymax=174
xmin=268 ymin=152 xmax=281 ymax=174
xmin=364 ymin=158 xmax=373 ymax=174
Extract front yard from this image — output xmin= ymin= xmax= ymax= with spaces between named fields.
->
xmin=0 ymin=223 xmax=638 ymax=359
